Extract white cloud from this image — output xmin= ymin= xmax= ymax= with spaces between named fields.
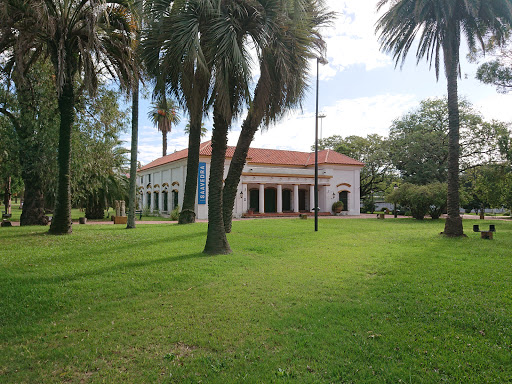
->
xmin=321 ymin=0 xmax=390 ymax=78
xmin=475 ymin=93 xmax=512 ymax=123
xmin=228 ymin=93 xmax=419 ymax=152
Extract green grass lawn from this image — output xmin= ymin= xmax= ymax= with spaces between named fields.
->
xmin=0 ymin=218 xmax=511 ymax=383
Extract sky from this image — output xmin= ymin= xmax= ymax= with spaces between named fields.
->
xmin=127 ymin=0 xmax=512 ymax=166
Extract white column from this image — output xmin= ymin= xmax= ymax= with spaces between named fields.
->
xmin=293 ymin=184 xmax=299 ymax=213
xmin=259 ymin=184 xmax=265 ymax=213
xmin=310 ymin=185 xmax=315 ymax=212
xmin=242 ymin=183 xmax=248 ymax=214
xmin=277 ymin=185 xmax=283 ymax=213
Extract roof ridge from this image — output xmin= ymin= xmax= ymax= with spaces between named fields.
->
xmin=305 ymin=152 xmax=312 ymax=166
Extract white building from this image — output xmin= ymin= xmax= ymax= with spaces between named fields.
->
xmin=137 ymin=141 xmax=363 ymax=219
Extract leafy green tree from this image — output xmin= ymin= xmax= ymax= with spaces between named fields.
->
xmin=0 ymin=59 xmax=59 ymax=225
xmin=71 ymin=87 xmax=130 ymax=219
xmin=317 ymin=134 xmax=392 ymax=199
xmin=148 ymin=96 xmax=180 ymax=157
xmin=472 ymin=29 xmax=512 ymax=93
xmin=462 ymin=165 xmax=508 ymax=215
xmin=389 ymin=98 xmax=508 ymax=185
xmin=1 ymin=0 xmax=135 ymax=234
xmin=377 ymin=0 xmax=512 ymax=236
xmin=0 ymin=115 xmax=22 ymax=214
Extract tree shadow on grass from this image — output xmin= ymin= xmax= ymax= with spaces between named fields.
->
xmin=0 ymin=250 xmax=210 ymax=339
xmin=15 ymin=249 xmax=210 ymax=286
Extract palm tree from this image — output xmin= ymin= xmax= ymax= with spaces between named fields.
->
xmin=184 ymin=122 xmax=208 ymax=138
xmin=376 ymin=0 xmax=512 ymax=237
xmin=202 ymin=0 xmax=263 ymax=254
xmin=142 ymin=0 xmax=213 ymax=225
xmin=148 ymin=96 xmax=180 ymax=156
xmin=222 ymin=0 xmax=331 ymax=233
xmin=1 ymin=0 xmax=135 ymax=234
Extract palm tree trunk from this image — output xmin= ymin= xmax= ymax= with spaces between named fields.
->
xmin=49 ymin=81 xmax=74 ymax=235
xmin=127 ymin=78 xmax=139 ymax=229
xmin=204 ymin=110 xmax=231 ymax=255
xmin=179 ymin=113 xmax=202 ymax=224
xmin=222 ymin=113 xmax=259 ymax=233
xmin=222 ymin=81 xmax=267 ymax=233
xmin=442 ymin=26 xmax=464 ymax=237
xmin=162 ymin=130 xmax=167 ymax=157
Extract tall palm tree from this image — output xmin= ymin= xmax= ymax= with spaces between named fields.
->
xmin=1 ymin=0 xmax=135 ymax=234
xmin=148 ymin=96 xmax=180 ymax=156
xmin=222 ymin=0 xmax=331 ymax=233
xmin=202 ymin=0 xmax=262 ymax=255
xmin=184 ymin=122 xmax=208 ymax=138
xmin=376 ymin=0 xmax=512 ymax=237
xmin=142 ymin=0 xmax=213 ymax=225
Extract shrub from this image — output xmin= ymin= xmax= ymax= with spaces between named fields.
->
xmin=387 ymin=182 xmax=447 ymax=220
xmin=170 ymin=205 xmax=180 ymax=221
xmin=332 ymin=201 xmax=344 ymax=212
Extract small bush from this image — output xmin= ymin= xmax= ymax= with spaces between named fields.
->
xmin=332 ymin=201 xmax=344 ymax=212
xmin=387 ymin=182 xmax=447 ymax=220
xmin=170 ymin=205 xmax=180 ymax=221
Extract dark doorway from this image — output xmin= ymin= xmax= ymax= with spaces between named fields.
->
xmin=172 ymin=190 xmax=179 ymax=210
xmin=163 ymin=191 xmax=168 ymax=211
xmin=264 ymin=188 xmax=277 ymax=213
xmin=299 ymin=189 xmax=306 ymax=211
xmin=282 ymin=189 xmax=291 ymax=211
xmin=249 ymin=189 xmax=259 ymax=211
xmin=154 ymin=192 xmax=159 ymax=210
xmin=339 ymin=191 xmax=348 ymax=211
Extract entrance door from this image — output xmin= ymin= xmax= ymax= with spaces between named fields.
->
xmin=299 ymin=190 xmax=306 ymax=211
xmin=163 ymin=191 xmax=168 ymax=211
xmin=339 ymin=191 xmax=348 ymax=211
xmin=264 ymin=188 xmax=276 ymax=213
xmin=249 ymin=189 xmax=259 ymax=211
xmin=282 ymin=189 xmax=291 ymax=211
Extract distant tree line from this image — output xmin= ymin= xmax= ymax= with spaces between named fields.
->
xmin=317 ymin=98 xmax=512 ymax=219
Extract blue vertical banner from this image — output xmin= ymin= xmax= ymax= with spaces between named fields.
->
xmin=198 ymin=162 xmax=207 ymax=204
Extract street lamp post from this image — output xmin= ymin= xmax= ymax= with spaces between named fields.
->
xmin=315 ymin=56 xmax=327 ymax=232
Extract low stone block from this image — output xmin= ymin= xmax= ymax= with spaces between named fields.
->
xmin=114 ymin=216 xmax=128 ymax=225
xmin=481 ymin=231 xmax=493 ymax=240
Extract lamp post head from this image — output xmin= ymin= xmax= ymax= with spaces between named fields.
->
xmin=317 ymin=56 xmax=328 ymax=65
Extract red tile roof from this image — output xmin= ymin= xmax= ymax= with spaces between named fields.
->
xmin=139 ymin=141 xmax=363 ymax=171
